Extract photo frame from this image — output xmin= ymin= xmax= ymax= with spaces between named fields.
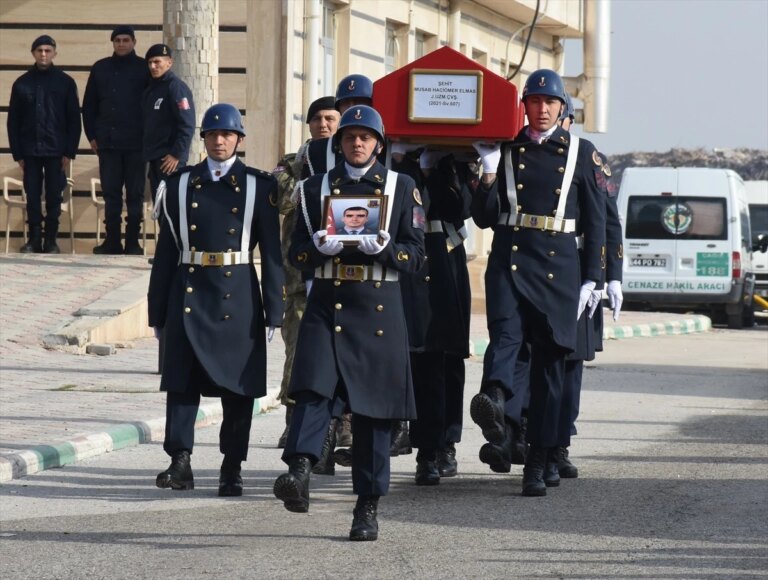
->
xmin=321 ymin=196 xmax=389 ymax=246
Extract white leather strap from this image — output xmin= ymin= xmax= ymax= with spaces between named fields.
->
xmin=555 ymin=135 xmax=580 ymax=221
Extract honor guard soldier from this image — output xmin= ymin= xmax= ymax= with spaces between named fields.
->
xmin=392 ymin=147 xmax=473 ymax=484
xmin=274 ymin=105 xmax=425 ymax=541
xmin=272 ymin=96 xmax=339 ymax=450
xmin=148 ymin=104 xmax=283 ymax=497
xmin=141 ymin=44 xmax=195 ymax=206
xmin=7 ymin=35 xmax=81 ymax=254
xmin=469 ymin=69 xmax=606 ymax=497
xmin=82 ymin=26 xmax=148 ymax=255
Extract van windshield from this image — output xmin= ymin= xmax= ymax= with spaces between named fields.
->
xmin=625 ymin=196 xmax=727 ymax=240
xmin=749 ymin=204 xmax=768 ymax=237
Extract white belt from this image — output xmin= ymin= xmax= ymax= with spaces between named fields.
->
xmin=426 ymin=220 xmax=444 ymax=233
xmin=181 ymin=250 xmax=252 ymax=267
xmin=315 ymin=263 xmax=399 ymax=282
xmin=497 ymin=212 xmax=576 ymax=233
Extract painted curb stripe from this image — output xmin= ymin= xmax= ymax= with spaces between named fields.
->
xmin=0 ymin=395 xmax=271 ymax=483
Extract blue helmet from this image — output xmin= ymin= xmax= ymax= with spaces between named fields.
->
xmin=332 ymin=105 xmax=385 ymax=150
xmin=200 ymin=103 xmax=245 ymax=137
xmin=560 ymin=92 xmax=575 ymax=122
xmin=522 ymin=69 xmax=566 ymax=103
xmin=334 ymin=74 xmax=373 ymax=110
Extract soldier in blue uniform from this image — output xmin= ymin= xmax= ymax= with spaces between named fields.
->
xmin=274 ymin=106 xmax=425 ymax=541
xmin=148 ymin=104 xmax=283 ymax=497
xmin=141 ymin=44 xmax=195 ymax=205
xmin=469 ymin=69 xmax=606 ymax=497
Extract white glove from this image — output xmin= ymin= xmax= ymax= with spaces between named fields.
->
xmin=358 ymin=231 xmax=390 ymax=255
xmin=390 ymin=142 xmax=421 ymax=156
xmin=606 ymin=280 xmax=623 ymax=321
xmin=472 ymin=141 xmax=501 ymax=173
xmin=588 ymin=289 xmax=602 ymax=319
xmin=305 ymin=279 xmax=313 ymax=297
xmin=153 ymin=327 xmax=161 ymax=340
xmin=419 ymin=149 xmax=446 ymax=170
xmin=268 ymin=326 xmax=276 ymax=342
xmin=577 ymin=280 xmax=597 ymax=320
xmin=312 ymin=229 xmax=343 ymax=256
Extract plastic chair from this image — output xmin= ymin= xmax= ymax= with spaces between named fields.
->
xmin=91 ymin=177 xmax=156 ymax=255
xmin=3 ymin=176 xmax=27 ymax=254
xmin=61 ymin=163 xmax=75 ymax=254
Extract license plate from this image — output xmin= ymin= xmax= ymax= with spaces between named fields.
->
xmin=631 ymin=257 xmax=666 ymax=267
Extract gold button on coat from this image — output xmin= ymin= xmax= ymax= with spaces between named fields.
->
xmin=223 ymin=314 xmax=230 ymax=320
xmin=188 ymin=266 xmax=195 ymax=273
xmin=190 ymin=224 xmax=197 ymax=231
xmin=335 ymin=325 xmax=342 ymax=333
xmin=516 ymin=183 xmax=523 ymax=190
xmin=375 ymin=330 xmax=384 ymax=336
xmin=190 ymin=246 xmax=196 ymax=251
xmin=231 ymin=207 xmax=239 ymax=214
xmin=424 ymin=276 xmax=430 ymax=282
xmin=557 ymin=148 xmax=564 ymax=154
xmin=512 ymin=245 xmax=518 ymax=252
xmin=555 ymin=188 xmax=562 ymax=195
xmin=228 ymin=228 xmax=236 ymax=235
xmin=224 ymin=293 xmax=231 ymax=299
xmin=513 ymin=226 xmax=520 ymax=231
xmin=548 ymin=250 xmax=555 ymax=257
xmin=184 ymin=307 xmax=191 ymax=313
xmin=511 ymin=264 xmax=518 ymax=271
xmin=235 ymin=187 xmax=241 ymax=192
xmin=374 ymin=282 xmax=381 ymax=288
xmin=558 ymin=167 xmax=565 ymax=173
xmin=191 ymin=202 xmax=198 ymax=208
xmin=186 ymin=287 xmax=193 ymax=293
xmin=334 ymin=280 xmax=341 ymax=286
xmin=374 ymin=188 xmax=382 ymax=195
xmin=376 ymin=305 xmax=383 ymax=311
xmin=519 ymin=147 xmax=526 ymax=153
xmin=333 ymin=257 xmax=341 ymax=264
xmin=195 ymin=184 xmax=201 ymax=189
xmin=225 ymin=271 xmax=232 ymax=278
xmin=332 ymin=188 xmax=340 ymax=195
xmin=547 ymin=273 xmax=554 ymax=280
xmin=335 ymin=303 xmax=342 ymax=310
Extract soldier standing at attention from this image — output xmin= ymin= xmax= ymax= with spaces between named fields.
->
xmin=469 ymin=69 xmax=606 ymax=497
xmin=7 ymin=34 xmax=81 ymax=254
xmin=273 ymin=96 xmax=339 ymax=449
xmin=82 ymin=25 xmax=148 ymax=255
xmin=148 ymin=104 xmax=283 ymax=497
xmin=141 ymin=44 xmax=195 ymax=206
xmin=274 ymin=106 xmax=425 ymax=541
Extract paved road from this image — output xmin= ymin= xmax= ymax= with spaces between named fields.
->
xmin=1 ymin=326 xmax=766 ymax=579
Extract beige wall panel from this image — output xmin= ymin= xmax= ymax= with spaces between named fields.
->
xmin=0 ymin=0 xmax=161 ymax=25
xmin=219 ymin=0 xmax=248 ymax=26
xmin=1 ymin=29 xmax=245 ymax=68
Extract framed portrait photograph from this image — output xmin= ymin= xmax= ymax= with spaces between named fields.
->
xmin=322 ymin=196 xmax=389 ymax=246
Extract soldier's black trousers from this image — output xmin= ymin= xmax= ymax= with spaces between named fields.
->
xmin=283 ymin=390 xmax=392 ymax=496
xmin=98 ymin=149 xmax=145 ymax=230
xmin=482 ymin=283 xmax=568 ymax=447
xmin=163 ymin=390 xmax=254 ymax=461
xmin=22 ymin=156 xmax=64 ymax=229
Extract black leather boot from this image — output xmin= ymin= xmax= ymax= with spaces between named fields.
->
xmin=312 ymin=418 xmax=337 ymax=476
xmin=556 ymin=446 xmax=579 ymax=478
xmin=93 ymin=223 xmax=123 ymax=255
xmin=218 ymin=457 xmax=243 ymax=497
xmin=337 ymin=412 xmax=353 ymax=447
xmin=42 ymin=226 xmax=60 ymax=254
xmin=124 ymin=220 xmax=143 ymax=255
xmin=20 ymin=225 xmax=43 ymax=253
xmin=349 ymin=495 xmax=379 ymax=541
xmin=510 ymin=415 xmax=529 ymax=465
xmin=437 ymin=442 xmax=458 ymax=477
xmin=522 ymin=446 xmax=548 ymax=497
xmin=415 ymin=450 xmax=440 ymax=486
xmin=274 ymin=455 xmax=311 ymax=513
xmin=470 ymin=384 xmax=506 ymax=445
xmin=332 ymin=447 xmax=353 ymax=467
xmin=156 ymin=450 xmax=194 ymax=490
xmin=277 ymin=404 xmax=293 ymax=449
xmin=544 ymin=449 xmax=561 ymax=488
xmin=389 ymin=420 xmax=412 ymax=456
xmin=479 ymin=420 xmax=516 ymax=473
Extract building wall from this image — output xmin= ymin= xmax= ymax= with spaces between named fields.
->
xmin=0 ymin=0 xmax=584 ymax=253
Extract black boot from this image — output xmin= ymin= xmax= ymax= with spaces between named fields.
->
xmin=312 ymin=418 xmax=337 ymax=476
xmin=332 ymin=447 xmax=353 ymax=467
xmin=437 ymin=442 xmax=458 ymax=477
xmin=277 ymin=404 xmax=293 ymax=449
xmin=389 ymin=420 xmax=412 ymax=456
xmin=218 ymin=457 xmax=243 ymax=497
xmin=556 ymin=446 xmax=579 ymax=478
xmin=415 ymin=450 xmax=440 ymax=486
xmin=20 ymin=225 xmax=43 ymax=253
xmin=156 ymin=450 xmax=194 ymax=490
xmin=478 ymin=420 xmax=517 ymax=473
xmin=349 ymin=495 xmax=379 ymax=541
xmin=124 ymin=219 xmax=143 ymax=255
xmin=42 ymin=225 xmax=60 ymax=254
xmin=544 ymin=449 xmax=560 ymax=488
xmin=93 ymin=223 xmax=123 ymax=255
xmin=521 ymin=446 xmax=548 ymax=497
xmin=470 ymin=384 xmax=506 ymax=445
xmin=336 ymin=412 xmax=353 ymax=447
xmin=510 ymin=416 xmax=528 ymax=465
xmin=274 ymin=455 xmax=311 ymax=513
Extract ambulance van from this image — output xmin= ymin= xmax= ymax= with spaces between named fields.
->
xmin=745 ymin=181 xmax=768 ymax=301
xmin=618 ymin=167 xmax=756 ymax=328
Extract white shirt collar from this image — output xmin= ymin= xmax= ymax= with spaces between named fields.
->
xmin=526 ymin=124 xmax=558 ymax=144
xmin=344 ymin=161 xmax=375 ymax=180
xmin=207 ymin=156 xmax=237 ymax=181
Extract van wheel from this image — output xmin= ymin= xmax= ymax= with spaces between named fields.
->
xmin=727 ymin=302 xmax=745 ymax=329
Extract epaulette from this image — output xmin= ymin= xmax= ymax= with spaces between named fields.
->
xmin=246 ymin=166 xmax=277 ymax=181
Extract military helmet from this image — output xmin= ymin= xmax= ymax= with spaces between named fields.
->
xmin=560 ymin=92 xmax=575 ymax=122
xmin=522 ymin=69 xmax=566 ymax=103
xmin=334 ymin=74 xmax=374 ymax=110
xmin=200 ymin=103 xmax=245 ymax=137
xmin=332 ymin=105 xmax=385 ymax=150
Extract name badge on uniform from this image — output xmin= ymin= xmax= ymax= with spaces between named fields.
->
xmin=154 ymin=98 xmax=164 ymax=110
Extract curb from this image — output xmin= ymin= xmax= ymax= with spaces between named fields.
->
xmin=468 ymin=314 xmax=712 ymax=357
xmin=0 ymin=392 xmax=280 ymax=483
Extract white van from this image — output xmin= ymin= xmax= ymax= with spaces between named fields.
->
xmin=745 ymin=181 xmax=768 ymax=300
xmin=618 ymin=167 xmax=756 ymax=328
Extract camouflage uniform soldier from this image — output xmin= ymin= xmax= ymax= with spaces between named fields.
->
xmin=273 ymin=96 xmax=339 ymax=448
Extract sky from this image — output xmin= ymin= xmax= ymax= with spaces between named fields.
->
xmin=563 ymin=0 xmax=768 ymax=155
